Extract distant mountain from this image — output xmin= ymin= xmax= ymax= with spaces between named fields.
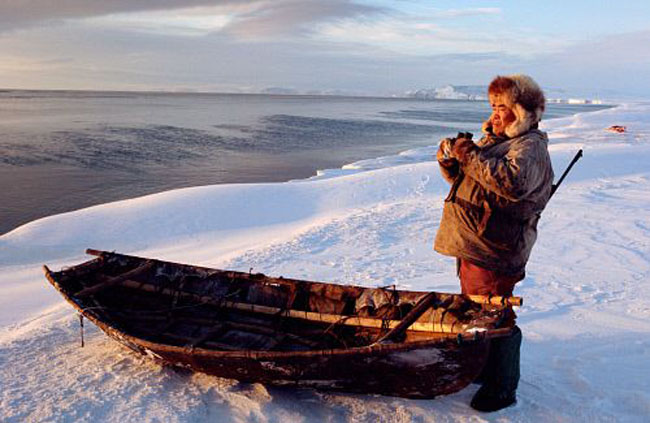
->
xmin=260 ymin=87 xmax=357 ymax=96
xmin=406 ymin=85 xmax=487 ymax=101
xmin=260 ymin=87 xmax=299 ymax=95
xmin=405 ymin=85 xmax=607 ymax=104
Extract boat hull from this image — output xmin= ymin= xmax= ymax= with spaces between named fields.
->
xmin=44 ymin=250 xmax=507 ymax=399
xmin=99 ymin=318 xmax=488 ymax=398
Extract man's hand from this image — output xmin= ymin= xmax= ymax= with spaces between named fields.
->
xmin=450 ymin=137 xmax=478 ymax=163
xmin=437 ymin=138 xmax=457 ymax=167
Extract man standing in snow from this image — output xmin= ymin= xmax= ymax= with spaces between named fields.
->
xmin=434 ymin=74 xmax=554 ymax=412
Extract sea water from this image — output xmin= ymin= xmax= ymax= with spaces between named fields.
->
xmin=0 ymin=90 xmax=608 ymax=235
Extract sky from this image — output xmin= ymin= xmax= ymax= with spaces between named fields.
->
xmin=0 ymin=0 xmax=649 ymax=99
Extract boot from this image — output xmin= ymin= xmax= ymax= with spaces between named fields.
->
xmin=471 ymin=326 xmax=521 ymax=412
xmin=470 ymin=384 xmax=516 ymax=412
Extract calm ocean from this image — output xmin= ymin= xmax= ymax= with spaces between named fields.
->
xmin=0 ymin=90 xmax=608 ymax=235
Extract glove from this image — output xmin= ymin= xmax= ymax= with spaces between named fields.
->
xmin=450 ymin=137 xmax=478 ymax=163
xmin=436 ymin=138 xmax=457 ymax=167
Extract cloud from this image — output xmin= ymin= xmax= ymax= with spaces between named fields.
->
xmin=1 ymin=2 xmax=648 ymax=98
xmin=220 ymin=0 xmax=385 ymax=38
xmin=315 ymin=14 xmax=565 ymax=57
xmin=0 ymin=0 xmax=218 ymax=31
xmin=527 ymin=30 xmax=650 ymax=97
xmin=83 ymin=8 xmax=234 ymax=37
xmin=431 ymin=8 xmax=502 ymax=18
xmin=0 ymin=19 xmax=519 ymax=94
xmin=0 ymin=0 xmax=386 ymax=37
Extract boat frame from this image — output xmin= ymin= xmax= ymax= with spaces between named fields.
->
xmin=44 ymin=249 xmax=518 ymax=398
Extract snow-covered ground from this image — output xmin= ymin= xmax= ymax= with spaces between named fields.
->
xmin=2 ymin=103 xmax=650 ymax=422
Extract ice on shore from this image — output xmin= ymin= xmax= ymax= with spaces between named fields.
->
xmin=1 ymin=102 xmax=650 ymax=422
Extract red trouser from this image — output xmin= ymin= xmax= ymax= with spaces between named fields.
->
xmin=459 ymin=259 xmax=522 ymax=395
xmin=459 ymin=259 xmax=523 ymax=296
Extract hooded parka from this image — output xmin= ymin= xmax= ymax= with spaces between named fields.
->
xmin=434 ymin=75 xmax=554 ymax=275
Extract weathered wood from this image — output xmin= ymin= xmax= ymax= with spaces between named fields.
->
xmin=374 ymin=292 xmax=439 ymax=344
xmin=111 ymin=303 xmax=340 ymax=348
xmin=188 ymin=323 xmax=227 ymax=348
xmin=44 ymin=250 xmax=518 ymax=399
xmin=117 ymin=279 xmax=469 ymax=334
xmin=85 ymin=250 xmax=523 ymax=307
xmin=86 ymin=248 xmax=106 ymax=257
xmin=75 ymin=261 xmax=154 ymax=298
xmin=225 ymin=321 xmax=319 ymax=348
xmin=465 ymin=294 xmax=523 ymax=307
xmin=161 ymin=332 xmax=242 ymax=351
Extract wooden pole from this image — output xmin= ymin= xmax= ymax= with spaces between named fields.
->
xmin=373 ymin=292 xmax=438 ymax=344
xmin=117 ymin=279 xmax=468 ymax=334
xmin=75 ymin=261 xmax=155 ymax=298
xmin=86 ymin=248 xmax=106 ymax=257
xmin=84 ymin=249 xmax=523 ymax=307
xmin=465 ymin=294 xmax=523 ymax=307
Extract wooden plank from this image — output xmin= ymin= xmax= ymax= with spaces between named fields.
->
xmin=161 ymin=332 xmax=241 ymax=351
xmin=114 ymin=313 xmax=321 ymax=348
xmin=84 ymin=250 xmax=522 ymax=306
xmin=189 ymin=323 xmax=227 ymax=348
xmin=117 ymin=279 xmax=469 ymax=334
xmin=226 ymin=321 xmax=319 ymax=348
xmin=75 ymin=261 xmax=155 ymax=298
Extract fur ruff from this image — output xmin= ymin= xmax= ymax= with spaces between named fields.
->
xmin=483 ymin=74 xmax=545 ymax=139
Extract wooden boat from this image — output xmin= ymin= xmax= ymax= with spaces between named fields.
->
xmin=43 ymin=249 xmax=521 ymax=399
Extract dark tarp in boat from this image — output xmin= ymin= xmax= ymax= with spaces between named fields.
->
xmin=43 ymin=249 xmax=521 ymax=399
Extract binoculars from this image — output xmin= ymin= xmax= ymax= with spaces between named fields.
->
xmin=442 ymin=132 xmax=474 ymax=160
xmin=454 ymin=132 xmax=474 ymax=141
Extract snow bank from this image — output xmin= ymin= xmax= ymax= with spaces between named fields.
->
xmin=2 ymin=102 xmax=650 ymax=422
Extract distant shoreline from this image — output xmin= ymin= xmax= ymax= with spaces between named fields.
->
xmin=0 ymin=88 xmax=617 ymax=106
xmin=0 ymin=87 xmax=461 ymax=102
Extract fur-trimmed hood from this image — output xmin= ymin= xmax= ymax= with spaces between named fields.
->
xmin=482 ymin=74 xmax=546 ymax=139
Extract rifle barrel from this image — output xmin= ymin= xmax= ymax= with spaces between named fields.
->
xmin=550 ymin=149 xmax=583 ymax=198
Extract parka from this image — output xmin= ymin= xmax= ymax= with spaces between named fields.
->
xmin=434 ymin=128 xmax=554 ymax=275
